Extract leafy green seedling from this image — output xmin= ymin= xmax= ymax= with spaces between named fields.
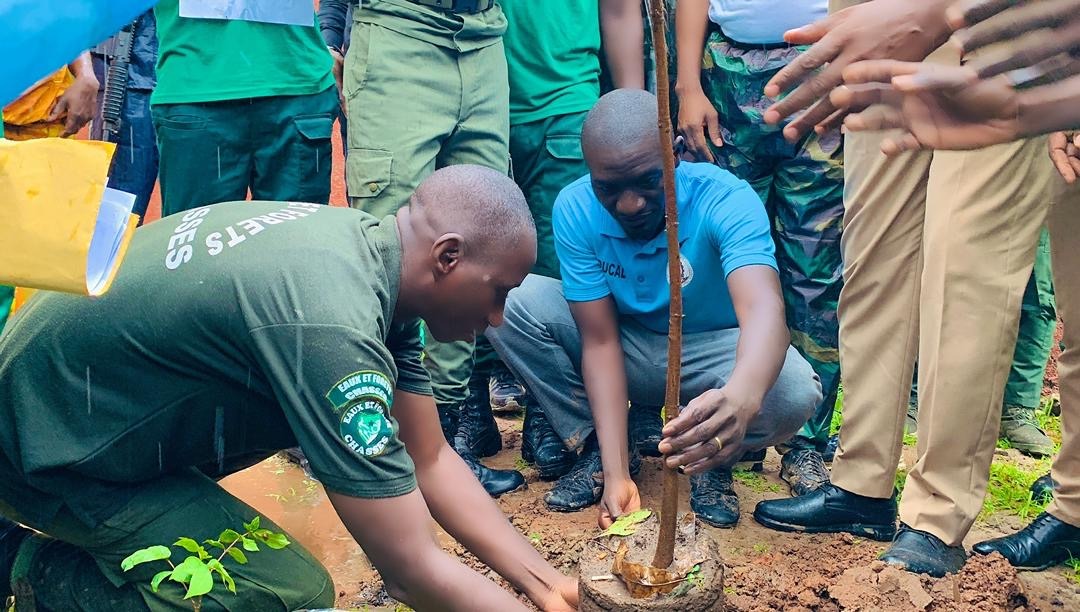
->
xmin=121 ymin=516 xmax=290 ymax=612
xmin=598 ymin=509 xmax=652 ymax=537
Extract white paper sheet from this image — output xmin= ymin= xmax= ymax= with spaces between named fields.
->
xmin=86 ymin=188 xmax=136 ymax=296
xmin=178 ymin=0 xmax=315 ymax=27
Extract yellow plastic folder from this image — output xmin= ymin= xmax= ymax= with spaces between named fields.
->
xmin=0 ymin=137 xmax=137 ymax=295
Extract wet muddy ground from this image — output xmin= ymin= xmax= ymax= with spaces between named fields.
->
xmin=221 ymin=416 xmax=1080 ymax=611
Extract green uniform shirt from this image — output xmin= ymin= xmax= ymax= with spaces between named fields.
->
xmin=152 ymin=0 xmax=335 ymax=104
xmin=0 ymin=202 xmax=429 ymax=527
xmin=501 ymin=0 xmax=601 ymax=125
xmin=355 ymin=0 xmax=506 ymax=53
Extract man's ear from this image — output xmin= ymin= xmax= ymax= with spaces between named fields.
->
xmin=431 ymin=233 xmax=466 ymax=277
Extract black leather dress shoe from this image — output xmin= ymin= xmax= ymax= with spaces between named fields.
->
xmin=973 ymin=512 xmax=1080 ymax=570
xmin=753 ymin=483 xmax=897 ymax=541
xmin=544 ymin=435 xmax=640 ymax=512
xmin=1030 ymin=473 xmax=1057 ymax=504
xmin=438 ymin=403 xmax=524 ymax=497
xmin=521 ymin=404 xmax=575 ymax=480
xmin=881 ymin=524 xmax=967 ymax=577
xmin=455 ymin=392 xmax=502 ymax=458
xmin=629 ymin=403 xmax=663 ymax=457
xmin=690 ymin=468 xmax=739 ymax=528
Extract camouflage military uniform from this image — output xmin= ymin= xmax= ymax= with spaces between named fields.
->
xmin=701 ymin=34 xmax=843 ymax=452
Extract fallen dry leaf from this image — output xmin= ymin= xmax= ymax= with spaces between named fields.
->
xmin=611 ymin=542 xmax=685 ymax=599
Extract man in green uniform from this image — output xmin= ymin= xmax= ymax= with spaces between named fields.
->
xmin=344 ymin=0 xmax=524 ymax=494
xmin=489 ymin=0 xmax=645 ymax=479
xmin=0 ymin=166 xmax=578 ymax=611
xmin=152 ymin=0 xmax=338 ymax=216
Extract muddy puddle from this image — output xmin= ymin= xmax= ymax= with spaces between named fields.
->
xmin=220 ymin=418 xmax=1080 ymax=611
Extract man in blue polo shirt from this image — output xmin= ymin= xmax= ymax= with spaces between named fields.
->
xmin=487 ymin=89 xmax=821 ymax=527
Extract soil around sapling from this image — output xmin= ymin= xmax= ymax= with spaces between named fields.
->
xmin=579 ymin=513 xmax=723 ymax=611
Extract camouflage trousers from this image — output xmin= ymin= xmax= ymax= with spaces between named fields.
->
xmin=701 ymin=34 xmax=845 ymax=451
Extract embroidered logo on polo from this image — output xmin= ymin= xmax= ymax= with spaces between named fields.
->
xmin=665 ymin=254 xmax=694 ymax=288
xmin=326 ymin=371 xmax=394 ymax=457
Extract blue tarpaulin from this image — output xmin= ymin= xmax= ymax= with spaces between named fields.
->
xmin=1 ymin=0 xmax=157 ymax=106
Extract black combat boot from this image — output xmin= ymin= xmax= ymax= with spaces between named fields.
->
xmin=438 ymin=402 xmax=525 ymax=497
xmin=629 ymin=403 xmax=663 ymax=457
xmin=455 ymin=389 xmax=502 ymax=458
xmin=690 ymin=468 xmax=740 ymax=528
xmin=1 ymin=517 xmax=29 ymax=601
xmin=973 ymin=512 xmax=1080 ymax=570
xmin=521 ymin=402 xmax=574 ymax=480
xmin=779 ymin=448 xmax=832 ymax=496
xmin=753 ymin=483 xmax=898 ymax=541
xmin=544 ymin=434 xmax=640 ymax=512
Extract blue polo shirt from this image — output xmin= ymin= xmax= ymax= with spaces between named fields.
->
xmin=552 ymin=162 xmax=776 ymax=334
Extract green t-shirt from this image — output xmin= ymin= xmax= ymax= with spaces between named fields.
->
xmin=501 ymin=0 xmax=602 ymax=125
xmin=0 ymin=202 xmax=429 ymax=526
xmin=152 ymin=0 xmax=335 ymax=104
xmin=355 ymin=0 xmax=506 ymax=53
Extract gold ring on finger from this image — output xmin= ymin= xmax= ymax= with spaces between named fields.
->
xmin=713 ymin=436 xmax=723 ymax=452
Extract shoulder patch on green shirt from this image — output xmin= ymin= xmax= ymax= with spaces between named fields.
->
xmin=327 ymin=370 xmax=395 ymax=457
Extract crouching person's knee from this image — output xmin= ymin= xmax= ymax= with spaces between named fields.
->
xmin=263 ymin=547 xmax=335 ymax=611
xmin=773 ymin=349 xmax=820 ymax=436
xmin=761 ymin=349 xmax=823 ymax=442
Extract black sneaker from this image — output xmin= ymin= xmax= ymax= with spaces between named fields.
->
xmin=544 ymin=435 xmax=640 ymax=512
xmin=780 ymin=449 xmax=831 ymax=496
xmin=690 ymin=468 xmax=739 ymax=528
xmin=881 ymin=524 xmax=967 ymax=577
xmin=973 ymin=512 xmax=1080 ymax=570
xmin=1 ymin=517 xmax=29 ymax=600
xmin=521 ymin=403 xmax=574 ymax=480
xmin=629 ymin=403 xmax=663 ymax=457
xmin=753 ymin=483 xmax=898 ymax=541
xmin=1030 ymin=473 xmax=1056 ymax=504
xmin=454 ymin=392 xmax=501 ymax=458
xmin=489 ymin=362 xmax=527 ymax=415
xmin=439 ymin=403 xmax=524 ymax=497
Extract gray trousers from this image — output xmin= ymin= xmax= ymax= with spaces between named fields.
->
xmin=486 ymin=275 xmax=823 ymax=457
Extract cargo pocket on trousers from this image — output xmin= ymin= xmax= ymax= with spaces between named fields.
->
xmin=347 ymin=148 xmax=393 ymax=199
xmin=292 ymin=114 xmax=334 ymax=196
xmin=545 ymin=134 xmax=584 ymax=162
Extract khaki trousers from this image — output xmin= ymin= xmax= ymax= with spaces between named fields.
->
xmin=1048 ymin=182 xmax=1080 ymax=527
xmin=829 ymin=0 xmax=1057 ymax=548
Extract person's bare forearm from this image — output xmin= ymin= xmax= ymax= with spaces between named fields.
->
xmin=601 ymin=0 xmax=645 ymax=89
xmin=415 ymin=443 xmax=564 ymax=606
xmin=68 ymin=51 xmax=93 ymax=79
xmin=727 ymin=291 xmax=788 ymax=404
xmin=328 ymin=489 xmax=528 ymax=612
xmin=581 ymin=337 xmax=632 ymax=480
xmin=674 ymin=0 xmax=710 ymax=97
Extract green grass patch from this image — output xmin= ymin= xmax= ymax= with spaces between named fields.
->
xmin=979 ymin=460 xmax=1051 ymax=521
xmin=894 ymin=467 xmax=908 ymax=499
xmin=1065 ymin=556 xmax=1080 ymax=585
xmin=732 ymin=468 xmax=783 ymax=493
xmin=830 ymin=386 xmax=844 ymax=435
xmin=514 ymin=456 xmax=530 ymax=472
xmin=752 ymin=543 xmax=770 ymax=555
xmin=903 ymin=433 xmax=918 ymax=447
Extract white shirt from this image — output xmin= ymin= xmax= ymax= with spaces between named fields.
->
xmin=708 ymin=0 xmax=828 ymax=45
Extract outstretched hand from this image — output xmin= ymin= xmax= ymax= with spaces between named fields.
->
xmin=1049 ymin=131 xmax=1080 ymax=183
xmin=831 ymin=60 xmax=1021 ymax=154
xmin=761 ymin=0 xmax=950 ymax=142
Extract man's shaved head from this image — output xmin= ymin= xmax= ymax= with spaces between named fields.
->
xmin=410 ymin=165 xmax=536 ymax=262
xmin=397 ymin=164 xmax=537 ymax=342
xmin=579 ymin=90 xmax=668 ymax=241
xmin=581 ymin=89 xmax=660 ymax=163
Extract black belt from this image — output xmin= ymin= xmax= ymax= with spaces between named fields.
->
xmin=409 ymin=0 xmax=494 ymax=13
xmin=708 ymin=22 xmax=794 ymax=51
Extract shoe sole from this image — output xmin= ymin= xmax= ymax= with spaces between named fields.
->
xmin=696 ymin=514 xmax=739 ymax=529
xmin=753 ymin=512 xmax=896 ymax=542
xmin=491 ymin=397 xmax=523 ymax=414
xmin=489 ymin=481 xmax=527 ymax=498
